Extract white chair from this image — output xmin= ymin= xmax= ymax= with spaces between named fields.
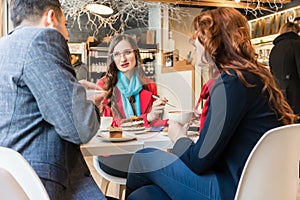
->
xmin=234 ymin=124 xmax=300 ymax=200
xmin=0 ymin=147 xmax=50 ymax=200
xmin=93 ymin=156 xmax=126 ymax=200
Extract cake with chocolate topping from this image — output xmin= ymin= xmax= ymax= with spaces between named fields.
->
xmin=121 ymin=116 xmax=145 ymax=131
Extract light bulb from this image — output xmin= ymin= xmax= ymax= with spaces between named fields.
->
xmin=86 ymin=3 xmax=113 ymax=15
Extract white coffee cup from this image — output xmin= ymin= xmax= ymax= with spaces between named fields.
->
xmin=168 ymin=110 xmax=193 ymax=125
xmin=100 ymin=117 xmax=113 ymax=130
xmin=86 ymin=89 xmax=104 ymax=100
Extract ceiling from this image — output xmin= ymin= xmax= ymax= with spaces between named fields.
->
xmin=143 ymin=0 xmax=298 ymax=19
xmin=144 ymin=0 xmax=291 ymax=9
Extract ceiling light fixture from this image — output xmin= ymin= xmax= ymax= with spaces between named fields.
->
xmin=86 ymin=3 xmax=113 ymax=15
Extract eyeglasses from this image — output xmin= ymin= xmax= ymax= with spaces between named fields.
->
xmin=110 ymin=49 xmax=135 ymax=60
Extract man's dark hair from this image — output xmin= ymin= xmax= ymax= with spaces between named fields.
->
xmin=10 ymin=0 xmax=62 ymax=27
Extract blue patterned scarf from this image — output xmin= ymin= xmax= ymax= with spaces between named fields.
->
xmin=116 ymin=70 xmax=142 ymax=118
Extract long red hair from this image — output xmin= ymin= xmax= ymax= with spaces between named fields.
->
xmin=193 ymin=8 xmax=298 ymax=124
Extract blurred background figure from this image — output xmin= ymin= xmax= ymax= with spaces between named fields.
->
xmin=71 ymin=54 xmax=89 ymax=81
xmin=269 ymin=21 xmax=300 ymax=121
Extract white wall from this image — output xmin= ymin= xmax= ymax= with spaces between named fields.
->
xmin=1 ymin=0 xmax=13 ymax=36
xmin=0 ymin=0 xmax=8 ymax=37
xmin=152 ymin=7 xmax=205 ymax=117
xmin=170 ymin=7 xmax=202 ymax=65
xmin=156 ymin=70 xmax=193 ymax=118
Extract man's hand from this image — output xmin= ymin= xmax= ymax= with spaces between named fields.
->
xmin=79 ymin=80 xmax=106 ymax=105
xmin=79 ymin=80 xmax=102 ymax=90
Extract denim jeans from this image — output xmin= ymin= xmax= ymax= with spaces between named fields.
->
xmin=126 ymin=148 xmax=221 ymax=200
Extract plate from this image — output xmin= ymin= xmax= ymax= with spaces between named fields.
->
xmin=123 ymin=129 xmax=147 ymax=135
xmin=97 ymin=134 xmax=136 ymax=142
xmin=124 ymin=129 xmax=160 ymax=139
xmin=121 ymin=126 xmax=145 ymax=131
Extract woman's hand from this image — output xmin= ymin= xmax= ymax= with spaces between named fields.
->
xmin=147 ymin=98 xmax=167 ymax=122
xmin=192 ymin=108 xmax=201 ymax=125
xmin=168 ymin=120 xmax=189 ymax=143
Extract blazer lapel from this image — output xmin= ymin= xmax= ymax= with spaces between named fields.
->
xmin=115 ymin=89 xmax=126 ymax=118
xmin=140 ymin=89 xmax=152 ymax=114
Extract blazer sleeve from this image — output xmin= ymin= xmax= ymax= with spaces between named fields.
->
xmin=97 ymin=77 xmax=106 ymax=88
xmin=96 ymin=77 xmax=109 ymax=111
xmin=23 ymin=28 xmax=99 ymax=144
xmin=144 ymin=80 xmax=168 ymax=127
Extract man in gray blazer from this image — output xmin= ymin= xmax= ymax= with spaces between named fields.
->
xmin=0 ymin=0 xmax=106 ymax=199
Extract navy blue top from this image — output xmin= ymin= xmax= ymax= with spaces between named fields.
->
xmin=173 ymin=71 xmax=282 ymax=199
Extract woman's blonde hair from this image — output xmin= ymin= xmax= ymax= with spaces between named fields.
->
xmin=193 ymin=7 xmax=298 ymax=124
xmin=279 ymin=21 xmax=300 ymax=34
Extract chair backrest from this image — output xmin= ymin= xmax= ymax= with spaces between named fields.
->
xmin=0 ymin=167 xmax=30 ymax=199
xmin=234 ymin=124 xmax=300 ymax=200
xmin=93 ymin=156 xmax=127 ymax=185
xmin=0 ymin=147 xmax=50 ymax=200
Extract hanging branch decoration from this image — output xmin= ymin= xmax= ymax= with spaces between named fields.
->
xmin=61 ymin=0 xmax=189 ymax=38
xmin=284 ymin=9 xmax=297 ymax=22
xmin=61 ymin=0 xmax=288 ymax=39
xmin=243 ymin=0 xmax=285 ymax=18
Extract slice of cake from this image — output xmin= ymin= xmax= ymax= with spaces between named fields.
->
xmin=109 ymin=127 xmax=123 ymax=138
xmin=121 ymin=116 xmax=145 ymax=131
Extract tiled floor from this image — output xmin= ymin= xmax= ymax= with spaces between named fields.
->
xmin=84 ymin=156 xmax=121 ymax=199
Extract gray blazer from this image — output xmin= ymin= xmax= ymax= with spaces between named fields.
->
xmin=0 ymin=26 xmax=99 ymax=187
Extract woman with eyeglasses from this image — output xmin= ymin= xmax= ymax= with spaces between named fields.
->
xmin=124 ymin=8 xmax=299 ymax=200
xmin=95 ymin=34 xmax=168 ymax=178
